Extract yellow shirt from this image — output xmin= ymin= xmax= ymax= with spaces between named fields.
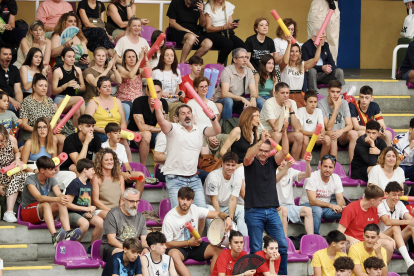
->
xmin=311 ymin=248 xmax=347 ymax=276
xmin=348 ymin=242 xmax=387 ymax=276
xmin=92 ymin=97 xmax=122 ymax=129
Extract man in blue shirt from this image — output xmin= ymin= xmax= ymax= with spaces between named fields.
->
xmin=102 ymin=238 xmax=142 ymax=276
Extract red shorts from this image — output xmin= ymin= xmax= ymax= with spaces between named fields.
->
xmin=21 ymin=202 xmax=43 ymax=224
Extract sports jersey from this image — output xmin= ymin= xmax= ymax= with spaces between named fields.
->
xmin=349 ymin=101 xmax=383 ymax=126
xmin=144 ymin=252 xmax=171 ymax=276
xmin=393 ymin=132 xmax=414 ymax=166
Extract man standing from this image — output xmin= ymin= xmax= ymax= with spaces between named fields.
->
xmin=393 ymin=118 xmax=414 ymax=182
xmin=0 ymin=45 xmax=23 ymax=112
xmin=36 ymin=0 xmax=73 ymax=32
xmin=243 ymin=128 xmax=289 ymax=275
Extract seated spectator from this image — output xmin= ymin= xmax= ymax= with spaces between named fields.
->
xmin=91 ymin=148 xmax=125 ymax=219
xmin=350 ymin=120 xmax=387 ymax=183
xmin=349 ymin=86 xmax=392 ymax=146
xmin=19 ymin=47 xmax=51 ymax=96
xmin=260 ymin=82 xmax=303 ymax=160
xmin=0 ymin=91 xmax=21 ymax=143
xmin=245 ymin=18 xmax=276 ymax=72
xmin=311 ymin=230 xmax=347 ymax=276
xmin=100 ymin=188 xmax=149 ymax=263
xmin=179 ymin=56 xmax=203 ymax=104
xmin=0 ymin=45 xmax=23 ymax=112
xmin=149 ymin=30 xmax=165 ymax=69
xmin=52 ymin=47 xmax=86 ymax=129
xmin=302 ymin=29 xmax=345 ymax=91
xmin=254 ymin=235 xmax=281 ymax=276
xmin=162 ymin=187 xmax=231 ymax=275
xmin=368 ymin=147 xmax=405 ymax=190
xmin=14 ymin=20 xmax=52 ymax=68
xmin=203 ymin=0 xmax=244 ymax=65
xmin=60 ymin=114 xmax=101 ymax=171
xmin=379 ymin=181 xmax=414 ymax=268
xmin=214 ymin=48 xmax=263 ymax=123
xmin=51 ymin=12 xmax=90 ymax=69
xmin=273 ymin=18 xmax=298 ymax=67
xmin=276 ymin=154 xmax=313 ymax=235
xmin=204 ymin=152 xmax=247 ymax=235
xmin=280 ymin=37 xmax=321 ymax=108
xmin=348 ymin=224 xmax=389 ymax=275
xmin=166 ymin=0 xmax=212 ymax=63
xmin=20 ymin=156 xmax=81 ymax=246
xmin=211 ymin=231 xmax=252 ymax=276
xmin=106 ymin=0 xmax=149 ymax=42
xmin=255 ymin=54 xmax=279 ymax=100
xmin=128 ymin=79 xmax=168 ymax=166
xmin=298 ymin=90 xmax=330 ymax=159
xmin=36 ymin=0 xmax=73 ymax=32
xmin=393 ymin=118 xmax=414 ymax=182
xmin=65 ymin=158 xmax=103 ymax=253
xmin=299 ymin=155 xmax=346 ymax=235
xmin=318 ymin=80 xmax=357 ymax=162
xmin=333 ymin=257 xmax=355 ymax=276
xmin=141 ymin=231 xmax=177 ymax=276
xmin=399 ymin=40 xmax=414 ymax=84
xmin=102 ymin=237 xmax=143 ymax=276
xmin=364 ymin=256 xmax=386 ymax=276
xmin=102 ymin=123 xmax=145 ymax=195
xmin=21 ymin=117 xmax=76 ymax=191
xmin=0 ymin=0 xmax=27 ymax=46
xmin=0 ymin=124 xmax=27 ymax=223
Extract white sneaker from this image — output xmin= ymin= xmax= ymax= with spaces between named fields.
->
xmin=407 ymin=259 xmax=414 ymax=268
xmin=3 ymin=211 xmax=17 ymax=223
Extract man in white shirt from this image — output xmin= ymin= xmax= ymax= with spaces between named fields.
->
xmin=378 ymin=181 xmax=414 ymax=268
xmin=162 ymin=187 xmax=232 ymax=276
xmin=260 ymin=82 xmax=303 ymax=160
xmin=204 ymin=152 xmax=247 ymax=235
xmin=299 ymin=155 xmax=346 ymax=234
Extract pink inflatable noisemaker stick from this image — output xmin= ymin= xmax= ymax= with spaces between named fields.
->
xmin=270 ymin=9 xmax=297 ymax=44
xmin=1 ymin=163 xmax=16 ymax=174
xmin=314 ymin=9 xmax=334 ymax=46
xmin=121 ymin=127 xmax=142 ymax=142
xmin=184 ymin=82 xmax=215 ymax=119
xmin=139 ymin=33 xmax=165 ymax=67
xmin=53 ymin=98 xmax=85 ymax=134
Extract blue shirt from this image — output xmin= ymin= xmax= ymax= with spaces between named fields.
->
xmin=102 ymin=251 xmax=142 ymax=276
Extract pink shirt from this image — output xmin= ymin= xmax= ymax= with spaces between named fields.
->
xmin=36 ymin=0 xmax=73 ymax=29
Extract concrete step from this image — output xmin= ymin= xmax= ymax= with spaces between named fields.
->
xmin=382 ymin=113 xmax=412 ymax=130
xmin=0 ymin=244 xmax=38 ymax=262
xmin=359 ymin=96 xmax=414 ymax=113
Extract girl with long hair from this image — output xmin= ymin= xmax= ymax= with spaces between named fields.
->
xmin=20 ymin=48 xmax=51 ymax=95
xmin=273 ymin=18 xmax=298 ymax=66
xmin=149 ymin=30 xmax=165 ymax=69
xmin=255 ymin=54 xmax=279 ymax=100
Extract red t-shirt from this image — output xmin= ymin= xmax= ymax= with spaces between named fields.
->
xmin=211 ymin=249 xmax=247 ymax=276
xmin=339 ymin=200 xmax=379 ymax=241
xmin=179 ymin=74 xmax=194 ymax=103
xmin=254 ymin=250 xmax=281 ymax=276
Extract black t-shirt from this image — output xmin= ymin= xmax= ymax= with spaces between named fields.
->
xmin=60 ymin=133 xmax=102 ymax=170
xmin=77 ymin=0 xmax=105 ymax=19
xmin=0 ymin=0 xmax=17 ymax=24
xmin=128 ymin=96 xmax=168 ymax=132
xmin=244 ymin=157 xmax=279 ymax=209
xmin=0 ymin=65 xmax=21 ymax=98
xmin=245 ymin=35 xmax=276 ymax=71
xmin=65 ymin=178 xmax=93 ymax=216
xmin=167 ymin=0 xmax=200 ymax=34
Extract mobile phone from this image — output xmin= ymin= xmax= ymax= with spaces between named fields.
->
xmin=190 ymin=0 xmax=201 ymax=7
xmin=233 ymin=19 xmax=240 ymax=23
xmin=81 ymin=54 xmax=89 ymax=59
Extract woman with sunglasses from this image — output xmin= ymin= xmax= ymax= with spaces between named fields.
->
xmin=91 ymin=147 xmax=125 ymax=220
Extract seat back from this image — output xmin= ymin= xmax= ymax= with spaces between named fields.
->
xmin=291 ymin=161 xmax=308 ymax=172
xmin=243 ymin=236 xmax=250 ymax=253
xmin=204 ymin=64 xmax=225 ymax=86
xmin=138 ymin=199 xmax=154 ymax=213
xmin=387 ymin=273 xmax=400 ymax=276
xmin=317 ymin=93 xmax=325 ymax=102
xmin=286 ymin=237 xmax=297 ymax=254
xmin=317 ymin=162 xmax=347 ymax=178
xmin=299 ymin=234 xmax=328 ymax=256
xmin=164 ymin=27 xmax=177 ymax=48
xmin=125 ymin=162 xmax=151 ymax=177
xmin=55 ymin=240 xmax=88 ymax=264
xmin=141 ymin=25 xmax=157 ymax=45
xmin=159 ymin=198 xmax=171 ymax=221
xmin=386 ymin=127 xmax=397 ymax=139
xmin=90 ymin=239 xmax=105 ymax=266
xmin=178 ymin=63 xmax=191 ymax=77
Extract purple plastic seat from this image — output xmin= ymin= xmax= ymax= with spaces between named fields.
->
xmin=123 ymin=162 xmax=163 ymax=189
xmin=232 ymin=113 xmax=240 ymax=118
xmin=317 ymin=162 xmax=359 ymax=186
xmin=17 ymin=205 xmax=62 ymax=230
xmin=291 ymin=161 xmax=313 ymax=187
xmin=286 ymin=237 xmax=309 ymax=262
xmin=178 ymin=63 xmax=191 ymax=77
xmin=317 ymin=84 xmax=329 ymax=89
xmin=388 ymin=272 xmax=400 ymax=276
xmin=165 ymin=27 xmax=178 ymax=48
xmin=348 ymin=166 xmax=367 ymax=186
xmin=317 ymin=93 xmax=325 ymax=101
xmin=405 ymin=180 xmax=414 ymax=186
xmin=159 ymin=198 xmax=171 ymax=223
xmin=204 ymin=64 xmax=225 ymax=87
xmin=386 ymin=127 xmax=397 ymax=139
xmin=154 ymin=163 xmax=166 ymax=189
xmin=90 ymin=239 xmax=106 ymax=267
xmin=55 ymin=240 xmax=100 ymax=269
xmin=407 ymin=82 xmax=414 ymax=89
xmin=138 ymin=199 xmax=161 ymax=227
xmin=299 ymin=234 xmax=328 ymax=259
xmin=243 ymin=236 xmax=250 ymax=253
xmin=141 ymin=25 xmax=157 ymax=45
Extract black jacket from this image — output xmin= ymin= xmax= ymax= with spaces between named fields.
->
xmin=301 ymin=39 xmax=336 ymax=73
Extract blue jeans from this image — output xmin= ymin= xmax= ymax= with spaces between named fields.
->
xmin=122 ymin=101 xmax=132 ymax=123
xmin=244 ymin=207 xmax=288 ymax=275
xmin=401 ymin=165 xmax=414 ymax=181
xmin=165 ymin=175 xmax=206 ymax=209
xmin=96 ymin=132 xmax=108 ymax=142
xmin=216 ymin=97 xmax=265 ymax=123
xmin=301 ymin=201 xmax=343 ymax=235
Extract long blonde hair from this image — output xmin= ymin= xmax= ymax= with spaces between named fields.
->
xmin=238 ymin=106 xmax=259 ymax=144
xmin=31 ymin=117 xmax=55 ymax=155
xmin=208 ymin=0 xmax=226 ymax=14
xmin=26 ymin=20 xmax=46 ymax=48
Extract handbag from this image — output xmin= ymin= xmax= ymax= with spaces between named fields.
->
xmin=84 ymin=3 xmax=106 ymax=30
xmin=198 ymin=154 xmax=222 ymax=172
xmin=401 ymin=9 xmax=414 ymax=39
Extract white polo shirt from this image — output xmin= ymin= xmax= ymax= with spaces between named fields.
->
xmin=161 ymin=123 xmax=205 ymax=176
xmin=377 ymin=199 xmax=408 ymax=232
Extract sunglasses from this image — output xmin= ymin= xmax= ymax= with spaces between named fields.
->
xmin=321 ymin=155 xmax=336 ymax=163
xmin=105 ymin=108 xmax=113 ymax=117
xmin=4 ymin=73 xmax=9 ymax=85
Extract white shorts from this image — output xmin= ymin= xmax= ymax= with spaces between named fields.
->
xmin=285 ymin=204 xmax=305 ymax=224
xmin=92 ymin=209 xmax=103 ymax=216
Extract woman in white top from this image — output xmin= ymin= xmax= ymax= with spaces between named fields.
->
xmin=203 ymin=0 xmax=244 ymax=65
xmin=149 ymin=30 xmax=165 ymax=69
xmin=273 ymin=18 xmax=298 ymax=67
xmin=20 ymin=48 xmax=51 ymax=95
xmin=279 ymin=36 xmax=321 ymax=108
xmin=114 ymin=17 xmax=149 ymax=64
xmin=368 ymin=147 xmax=405 ymax=191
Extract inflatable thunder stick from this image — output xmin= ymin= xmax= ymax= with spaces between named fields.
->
xmin=184 ymin=82 xmax=215 ymax=119
xmin=383 ymin=195 xmax=414 ymax=202
xmin=1 ymin=163 xmax=16 ymax=174
xmin=52 ymin=157 xmax=60 ymax=166
xmin=53 ymin=98 xmax=85 ymax=134
xmin=121 ymin=127 xmax=142 ymax=142
xmin=270 ymin=10 xmax=297 ymax=44
xmin=204 ymin=68 xmax=211 ymax=80
xmin=314 ymin=9 xmax=334 ymax=46
xmin=144 ymin=67 xmax=160 ymax=110
xmin=121 ymin=130 xmax=135 ymax=140
xmin=303 ymin=123 xmax=323 ymax=160
xmin=268 ymin=138 xmax=295 ymax=163
xmin=130 ymin=175 xmax=144 ymax=182
xmin=206 ymin=69 xmax=219 ymax=100
xmin=7 ymin=165 xmax=28 ymax=176
xmin=54 ymin=152 xmax=68 ymax=168
xmin=50 ymin=95 xmax=71 ymax=128
xmin=185 ymin=222 xmax=201 ymax=239
xmin=139 ymin=46 xmax=159 ymax=68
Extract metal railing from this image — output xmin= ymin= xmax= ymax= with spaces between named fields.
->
xmin=392 ymin=44 xmax=409 ymax=79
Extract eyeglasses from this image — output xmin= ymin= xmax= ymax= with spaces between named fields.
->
xmin=4 ymin=73 xmax=9 ymax=85
xmin=124 ymin=198 xmax=140 ymax=204
xmin=321 ymin=155 xmax=336 ymax=163
xmin=105 ymin=108 xmax=113 ymax=117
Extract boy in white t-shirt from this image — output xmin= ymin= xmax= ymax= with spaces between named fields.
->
xmin=378 ymin=181 xmax=414 ymax=268
xmin=297 ymin=90 xmax=331 ymax=160
xmin=101 ymin=123 xmax=145 ymax=197
xmin=276 ymin=154 xmax=313 ymax=235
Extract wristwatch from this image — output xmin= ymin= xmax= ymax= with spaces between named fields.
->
xmin=252 ymin=69 xmax=258 ymax=75
xmin=289 ymin=111 xmax=295 ymax=115
xmin=126 ymin=2 xmax=131 ymax=7
xmin=211 ymin=116 xmax=217 ymax=121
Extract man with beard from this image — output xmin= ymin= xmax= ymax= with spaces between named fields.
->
xmin=0 ymin=45 xmax=23 ymax=112
xmin=100 ymin=188 xmax=150 ymax=263
xmin=162 ymin=187 xmax=232 ymax=276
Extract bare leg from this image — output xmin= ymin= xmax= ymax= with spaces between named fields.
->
xmin=6 ymin=192 xmax=18 ymax=212
xmin=198 ymin=219 xmax=205 ymax=236
xmin=301 ymin=135 xmax=310 ymax=160
xmin=300 ymin=206 xmax=314 ymax=235
xmin=76 ymin=217 xmax=90 ymax=242
xmin=192 ymin=39 xmax=213 ymax=60
xmin=89 ymin=215 xmax=104 ymax=244
xmin=115 ymin=31 xmax=126 ymax=43
xmin=58 ymin=97 xmax=85 ymax=128
xmin=204 ymin=244 xmax=223 ymax=273
xmin=338 ymin=130 xmax=358 ymax=162
xmin=54 ymin=201 xmax=71 ymax=231
xmin=138 ymin=131 xmax=151 ymax=165
xmin=180 ymin=33 xmax=198 ymax=64
xmin=319 ymin=135 xmax=331 ymax=160
xmin=280 ymin=206 xmax=288 ymax=236
xmin=287 ymin=131 xmax=304 ymax=161
xmin=381 ymin=130 xmax=393 ymax=146
xmin=327 ymin=131 xmax=338 ymax=158
xmin=168 ymin=249 xmax=190 ymax=276
xmin=377 ymin=237 xmax=395 ymax=265
xmin=39 ymin=202 xmax=57 ymax=234
xmin=270 ymin=131 xmax=282 ymax=145
xmin=131 ymin=171 xmax=145 ymax=199
xmin=97 ymin=210 xmax=109 ymax=220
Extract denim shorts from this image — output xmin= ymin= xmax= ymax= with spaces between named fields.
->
xmin=54 ymin=95 xmax=66 ymax=105
xmin=402 ymin=69 xmax=412 ymax=80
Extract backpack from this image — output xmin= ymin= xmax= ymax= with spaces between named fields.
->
xmin=223 ymin=118 xmax=239 ymax=134
xmin=401 ymin=9 xmax=414 ymax=39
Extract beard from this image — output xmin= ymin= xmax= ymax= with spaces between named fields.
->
xmin=180 ymin=117 xmax=193 ymax=127
xmin=125 ymin=203 xmax=138 ymax=216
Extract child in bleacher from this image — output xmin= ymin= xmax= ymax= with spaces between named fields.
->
xmin=65 ymin=158 xmax=103 ymax=254
xmin=101 ymin=122 xmax=145 ymax=196
xmin=141 ymin=231 xmax=177 ymax=276
xmin=297 ymin=90 xmax=331 ymax=160
xmin=20 ymin=156 xmax=81 ymax=247
xmin=102 ymin=237 xmax=143 ymax=276
xmin=363 ymin=256 xmax=386 ymax=276
xmin=311 ymin=230 xmax=348 ymax=276
xmin=179 ymin=56 xmax=203 ymax=103
xmin=0 ymin=91 xmax=21 ymax=146
xmin=333 ymin=256 xmax=354 ymax=276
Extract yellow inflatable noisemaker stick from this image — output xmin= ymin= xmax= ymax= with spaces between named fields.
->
xmin=7 ymin=165 xmax=28 ymax=176
xmin=185 ymin=222 xmax=201 ymax=239
xmin=50 ymin=95 xmax=71 ymax=128
xmin=303 ymin=123 xmax=323 ymax=160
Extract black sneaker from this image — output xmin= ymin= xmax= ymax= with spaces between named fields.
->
xmin=87 ymin=245 xmax=91 ymax=255
xmin=145 ymin=177 xmax=159 ymax=185
xmin=64 ymin=228 xmax=82 ymax=241
xmin=52 ymin=228 xmax=66 ymax=248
